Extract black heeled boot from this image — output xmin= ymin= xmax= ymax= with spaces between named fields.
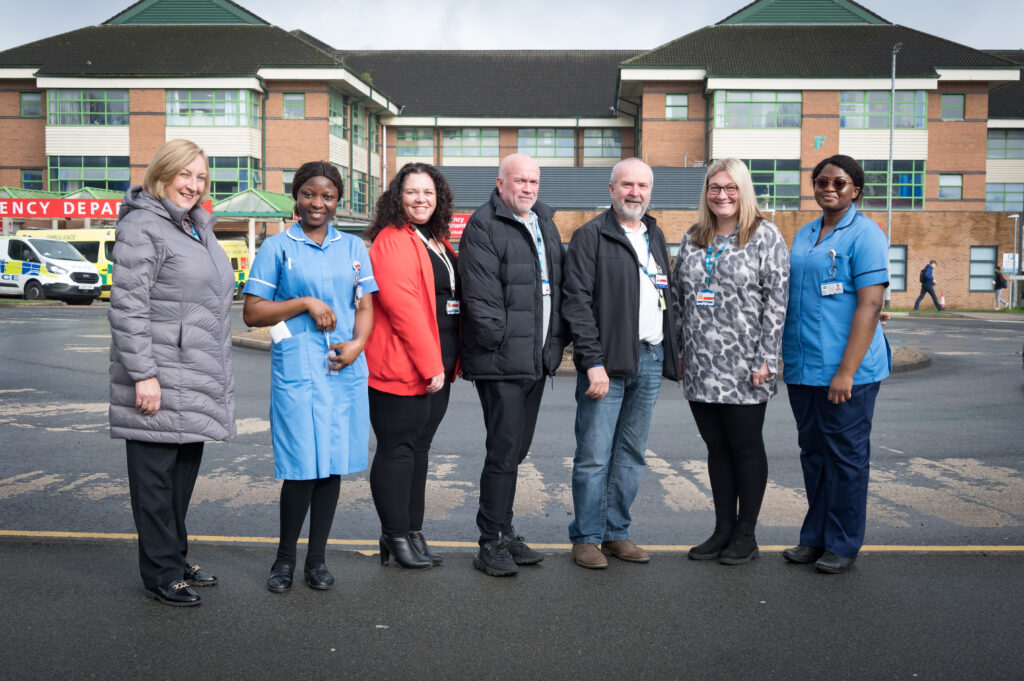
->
xmin=408 ymin=531 xmax=443 ymax=566
xmin=688 ymin=519 xmax=735 ymax=560
xmin=718 ymin=520 xmax=759 ymax=565
xmin=379 ymin=534 xmax=432 ymax=569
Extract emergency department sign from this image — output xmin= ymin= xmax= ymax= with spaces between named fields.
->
xmin=0 ymin=199 xmax=122 ymax=219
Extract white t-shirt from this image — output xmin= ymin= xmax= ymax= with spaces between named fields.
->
xmin=622 ymin=223 xmax=664 ymax=344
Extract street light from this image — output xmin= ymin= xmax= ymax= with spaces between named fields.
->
xmin=1010 ymin=213 xmax=1020 ymax=307
xmin=885 ymin=42 xmax=903 ymax=309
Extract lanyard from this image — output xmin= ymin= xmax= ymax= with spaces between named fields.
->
xmin=637 ymin=231 xmax=661 ymax=287
xmin=704 ymin=227 xmax=738 ymax=287
xmin=414 ymin=227 xmax=456 ymax=297
xmin=515 ymin=211 xmax=547 ymax=280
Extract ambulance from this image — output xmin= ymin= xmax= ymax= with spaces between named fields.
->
xmin=0 ymin=235 xmax=102 ymax=304
xmin=17 ymin=228 xmax=116 ymax=300
xmin=218 ymin=239 xmax=251 ymax=299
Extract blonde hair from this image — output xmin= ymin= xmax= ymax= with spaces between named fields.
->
xmin=691 ymin=158 xmax=766 ymax=249
xmin=142 ymin=139 xmax=211 ymax=206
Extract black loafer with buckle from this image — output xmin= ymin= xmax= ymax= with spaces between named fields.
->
xmin=146 ymin=580 xmax=201 ymax=607
xmin=184 ymin=563 xmax=218 ymax=587
xmin=266 ymin=562 xmax=295 ymax=593
xmin=304 ymin=562 xmax=335 ymax=590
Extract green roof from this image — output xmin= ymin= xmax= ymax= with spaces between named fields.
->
xmin=104 ymin=0 xmax=267 ymax=25
xmin=62 ymin=187 xmax=125 ymax=200
xmin=718 ymin=0 xmax=889 ymax=25
xmin=0 ymin=187 xmax=62 ymax=199
xmin=213 ymin=189 xmax=295 ymax=217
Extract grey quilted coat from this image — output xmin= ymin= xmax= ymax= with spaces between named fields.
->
xmin=108 ymin=186 xmax=236 ymax=443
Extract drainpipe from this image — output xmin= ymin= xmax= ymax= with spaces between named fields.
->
xmin=703 ymin=88 xmax=711 ymax=165
xmin=256 ymin=75 xmax=269 ymax=190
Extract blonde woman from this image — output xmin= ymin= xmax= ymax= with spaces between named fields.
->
xmin=672 ymin=158 xmax=789 ymax=565
xmin=109 ymin=139 xmax=236 ymax=606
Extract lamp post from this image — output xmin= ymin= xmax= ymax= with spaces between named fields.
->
xmin=885 ymin=42 xmax=903 ymax=309
xmin=1010 ymin=213 xmax=1021 ymax=307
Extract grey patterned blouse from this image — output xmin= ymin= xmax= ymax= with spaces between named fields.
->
xmin=672 ymin=219 xmax=790 ymax=404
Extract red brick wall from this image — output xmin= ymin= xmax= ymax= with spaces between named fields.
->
xmin=799 ymin=91 xmax=841 ymax=209
xmin=927 ymin=82 xmax=988 ymax=212
xmin=265 ymin=83 xmax=329 ymax=177
xmin=640 ymin=81 xmax=707 ymax=167
xmin=0 ymin=81 xmax=46 ymax=187
xmin=129 ymin=89 xmax=166 ymax=184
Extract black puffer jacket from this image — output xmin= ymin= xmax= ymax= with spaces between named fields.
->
xmin=458 ymin=189 xmax=566 ymax=380
xmin=563 ymin=208 xmax=680 ymax=380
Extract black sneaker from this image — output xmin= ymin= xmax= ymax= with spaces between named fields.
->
xmin=473 ymin=540 xmax=518 ymax=577
xmin=503 ymin=531 xmax=543 ymax=566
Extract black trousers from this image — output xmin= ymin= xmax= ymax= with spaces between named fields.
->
xmin=914 ymin=283 xmax=941 ymax=309
xmin=688 ymin=401 xmax=768 ymax=525
xmin=474 ymin=378 xmax=546 ymax=542
xmin=368 ymin=383 xmax=451 ymax=536
xmin=125 ymin=440 xmax=204 ymax=589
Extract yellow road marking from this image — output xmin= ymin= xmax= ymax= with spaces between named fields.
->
xmin=1 ymin=530 xmax=1023 ymax=552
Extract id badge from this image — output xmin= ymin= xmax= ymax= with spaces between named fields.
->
xmin=654 ymin=274 xmax=669 ymax=289
xmin=445 ymin=298 xmax=461 ymax=315
xmin=542 ymin=280 xmax=551 ymax=296
xmin=820 ymin=281 xmax=843 ymax=296
xmin=696 ymin=288 xmax=716 ymax=307
xmin=353 ymin=284 xmax=363 ymax=305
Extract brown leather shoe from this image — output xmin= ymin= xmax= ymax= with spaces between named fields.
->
xmin=572 ymin=543 xmax=608 ymax=569
xmin=601 ymin=539 xmax=650 ymax=563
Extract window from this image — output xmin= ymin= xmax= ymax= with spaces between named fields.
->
xmin=329 ymin=89 xmax=348 ymax=139
xmin=888 ymin=245 xmax=908 ymax=292
xmin=166 ymin=89 xmax=259 ymax=127
xmin=21 ymin=170 xmax=43 ymax=190
xmin=351 ymin=170 xmax=367 ymax=214
xmin=351 ymin=106 xmax=367 ymax=146
xmin=20 ymin=92 xmax=42 ymax=117
xmin=369 ymin=115 xmax=380 ymax=153
xmin=666 ymin=94 xmax=688 ymax=119
xmin=518 ymin=128 xmax=574 ymax=157
xmin=47 ymin=156 xmax=130 ymax=193
xmin=940 ymin=94 xmax=964 ymax=121
xmin=332 ymin=163 xmax=347 ymax=211
xmin=443 ymin=128 xmax=499 ymax=157
xmin=208 ymin=157 xmax=261 ymax=200
xmin=744 ymin=159 xmax=800 ymax=210
xmin=714 ymin=91 xmax=801 ymax=129
xmin=282 ymin=170 xmax=296 ymax=196
xmin=840 ymin=91 xmax=927 ymax=129
xmin=987 ymin=130 xmax=1024 ymax=159
xmin=47 ymin=90 xmax=129 ymax=126
xmin=396 ymin=127 xmax=434 ymax=157
xmin=969 ymin=246 xmax=997 ymax=291
xmin=282 ymin=93 xmax=304 ymax=119
xmin=582 ymin=129 xmax=621 ymax=158
xmin=860 ymin=159 xmax=925 ymax=210
xmin=371 ymin=176 xmax=382 ymax=210
xmin=938 ymin=174 xmax=963 ymax=200
xmin=986 ymin=183 xmax=1024 ymax=212
xmin=7 ymin=240 xmax=36 ymax=262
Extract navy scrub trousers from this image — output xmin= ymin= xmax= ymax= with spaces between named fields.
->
xmin=787 ymin=382 xmax=880 ymax=559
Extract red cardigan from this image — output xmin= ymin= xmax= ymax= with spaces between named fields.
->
xmin=365 ymin=224 xmax=457 ymax=395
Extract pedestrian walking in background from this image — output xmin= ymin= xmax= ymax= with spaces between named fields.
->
xmin=673 ymin=158 xmax=790 ymax=565
xmin=782 ymin=154 xmax=891 ymax=575
xmin=242 ymin=161 xmax=376 ymax=594
xmin=562 ymin=158 xmax=680 ymax=570
xmin=458 ymin=154 xmax=566 ymax=577
xmin=913 ymin=259 xmax=944 ymax=310
xmin=994 ymin=266 xmax=1009 ymax=309
xmin=364 ymin=163 xmax=460 ymax=570
xmin=109 ymin=138 xmax=236 ymax=607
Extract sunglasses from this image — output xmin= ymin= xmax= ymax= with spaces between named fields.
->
xmin=813 ymin=177 xmax=850 ymax=191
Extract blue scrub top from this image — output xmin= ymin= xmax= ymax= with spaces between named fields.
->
xmin=244 ymin=223 xmax=379 ymax=479
xmin=782 ymin=204 xmax=891 ymax=386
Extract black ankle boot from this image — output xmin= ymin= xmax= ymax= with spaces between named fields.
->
xmin=407 ymin=531 xmax=442 ymax=566
xmin=688 ymin=519 xmax=735 ymax=560
xmin=718 ymin=521 xmax=759 ymax=565
xmin=379 ymin=534 xmax=432 ymax=569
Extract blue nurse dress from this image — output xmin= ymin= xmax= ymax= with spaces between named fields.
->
xmin=244 ymin=223 xmax=378 ymax=480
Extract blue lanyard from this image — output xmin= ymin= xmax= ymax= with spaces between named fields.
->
xmin=704 ymin=227 xmax=738 ymax=287
xmin=516 ymin=211 xmax=547 ymax=280
xmin=637 ymin=230 xmax=661 ymax=286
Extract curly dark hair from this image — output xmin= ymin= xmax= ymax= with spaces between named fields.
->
xmin=291 ymin=161 xmax=344 ymax=200
xmin=811 ymin=154 xmax=865 ymax=201
xmin=364 ymin=162 xmax=454 ymax=242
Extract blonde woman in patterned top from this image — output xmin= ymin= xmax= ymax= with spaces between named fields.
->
xmin=672 ymin=157 xmax=790 ymax=565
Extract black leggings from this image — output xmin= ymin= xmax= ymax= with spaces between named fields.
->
xmin=275 ymin=475 xmax=341 ymax=567
xmin=688 ymin=401 xmax=768 ymax=525
xmin=368 ymin=383 xmax=451 ymax=536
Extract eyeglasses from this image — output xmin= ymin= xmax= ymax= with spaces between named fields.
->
xmin=707 ymin=184 xmax=739 ymax=196
xmin=813 ymin=177 xmax=850 ymax=191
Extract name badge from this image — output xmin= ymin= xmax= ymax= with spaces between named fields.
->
xmin=446 ymin=298 xmax=461 ymax=315
xmin=542 ymin=280 xmax=551 ymax=296
xmin=654 ymin=274 xmax=669 ymax=289
xmin=696 ymin=288 xmax=716 ymax=307
xmin=820 ymin=281 xmax=844 ymax=296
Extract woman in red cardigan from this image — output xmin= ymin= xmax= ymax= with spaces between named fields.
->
xmin=364 ymin=162 xmax=459 ymax=569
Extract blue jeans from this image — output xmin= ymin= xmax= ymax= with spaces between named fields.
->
xmin=569 ymin=342 xmax=663 ymax=545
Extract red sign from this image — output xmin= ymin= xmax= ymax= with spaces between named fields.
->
xmin=0 ymin=198 xmax=214 ymax=219
xmin=449 ymin=213 xmax=471 ymax=240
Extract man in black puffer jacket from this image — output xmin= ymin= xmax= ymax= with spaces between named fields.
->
xmin=459 ymin=153 xmax=566 ymax=577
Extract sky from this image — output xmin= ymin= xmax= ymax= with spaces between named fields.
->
xmin=0 ymin=0 xmax=1022 ymax=54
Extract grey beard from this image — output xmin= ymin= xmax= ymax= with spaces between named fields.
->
xmin=614 ymin=200 xmax=646 ymax=222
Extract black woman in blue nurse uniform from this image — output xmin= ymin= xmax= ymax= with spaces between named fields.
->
xmin=242 ymin=161 xmax=377 ymax=593
xmin=781 ymin=154 xmax=890 ymax=575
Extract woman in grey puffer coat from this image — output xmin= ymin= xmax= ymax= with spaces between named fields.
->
xmin=109 ymin=139 xmax=235 ymax=607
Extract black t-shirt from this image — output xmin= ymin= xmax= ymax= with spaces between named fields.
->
xmin=419 ymin=226 xmax=461 ymax=376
